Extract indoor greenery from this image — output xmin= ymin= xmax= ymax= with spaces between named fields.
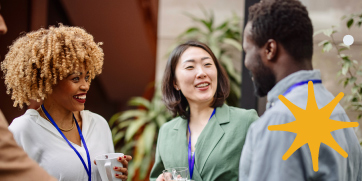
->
xmin=315 ymin=12 xmax=362 ymax=146
xmin=109 ymin=10 xmax=243 ymax=180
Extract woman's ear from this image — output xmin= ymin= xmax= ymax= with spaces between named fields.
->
xmin=173 ymin=81 xmax=179 ymax=91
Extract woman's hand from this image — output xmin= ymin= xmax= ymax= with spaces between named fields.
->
xmin=156 ymin=173 xmax=165 ymax=181
xmin=113 ymin=155 xmax=132 ymax=180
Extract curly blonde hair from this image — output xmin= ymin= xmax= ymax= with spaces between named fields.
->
xmin=1 ymin=24 xmax=104 ymax=108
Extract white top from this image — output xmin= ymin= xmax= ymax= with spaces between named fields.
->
xmin=9 ymin=109 xmax=115 ymax=181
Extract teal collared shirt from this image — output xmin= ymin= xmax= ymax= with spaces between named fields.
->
xmin=239 ymin=70 xmax=362 ymax=181
xmin=150 ymin=104 xmax=258 ymax=181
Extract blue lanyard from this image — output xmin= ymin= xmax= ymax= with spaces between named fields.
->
xmin=41 ymin=105 xmax=91 ymax=181
xmin=282 ymin=79 xmax=322 ymax=96
xmin=187 ymin=108 xmax=216 ymax=179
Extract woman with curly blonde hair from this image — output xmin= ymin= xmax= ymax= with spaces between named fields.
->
xmin=2 ymin=25 xmax=131 ymax=181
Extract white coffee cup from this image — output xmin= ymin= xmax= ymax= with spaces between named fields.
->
xmin=95 ymin=153 xmax=124 ymax=181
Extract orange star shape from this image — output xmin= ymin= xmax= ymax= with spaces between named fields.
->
xmin=268 ymin=81 xmax=359 ymax=172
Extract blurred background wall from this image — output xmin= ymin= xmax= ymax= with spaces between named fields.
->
xmin=0 ymin=0 xmax=361 ymax=137
xmin=0 ymin=0 xmax=158 ymax=122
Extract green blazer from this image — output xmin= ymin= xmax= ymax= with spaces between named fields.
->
xmin=150 ymin=104 xmax=259 ymax=181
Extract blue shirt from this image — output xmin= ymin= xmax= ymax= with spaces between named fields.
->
xmin=239 ymin=70 xmax=362 ymax=181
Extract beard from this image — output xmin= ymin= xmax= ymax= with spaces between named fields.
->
xmin=250 ymin=55 xmax=276 ymax=97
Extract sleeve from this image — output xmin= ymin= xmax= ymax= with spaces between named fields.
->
xmin=241 ymin=113 xmax=309 ymax=181
xmin=0 ymin=110 xmax=57 ymax=181
xmin=149 ymin=126 xmax=165 ymax=181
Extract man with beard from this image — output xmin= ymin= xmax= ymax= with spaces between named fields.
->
xmin=239 ymin=0 xmax=362 ymax=180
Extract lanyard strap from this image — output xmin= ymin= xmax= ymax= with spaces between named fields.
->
xmin=282 ymin=79 xmax=322 ymax=96
xmin=41 ymin=105 xmax=91 ymax=181
xmin=187 ymin=108 xmax=216 ymax=179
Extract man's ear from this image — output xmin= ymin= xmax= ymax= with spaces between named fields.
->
xmin=261 ymin=39 xmax=278 ymax=64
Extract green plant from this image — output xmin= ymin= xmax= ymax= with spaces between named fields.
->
xmin=109 ymin=9 xmax=244 ymax=180
xmin=175 ymin=9 xmax=242 ymax=107
xmin=315 ymin=12 xmax=362 ymax=147
xmin=108 ymin=88 xmax=172 ymax=180
xmin=315 ymin=12 xmax=362 ymax=120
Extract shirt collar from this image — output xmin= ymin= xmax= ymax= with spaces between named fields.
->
xmin=266 ymin=70 xmax=322 ymax=109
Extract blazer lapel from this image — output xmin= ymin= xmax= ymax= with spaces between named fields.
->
xmin=169 ymin=118 xmax=189 ymax=167
xmin=195 ymin=104 xmax=230 ymax=174
xmin=191 ymin=165 xmax=203 ymax=181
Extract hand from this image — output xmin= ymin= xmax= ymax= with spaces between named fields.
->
xmin=156 ymin=173 xmax=165 ymax=181
xmin=114 ymin=155 xmax=132 ymax=180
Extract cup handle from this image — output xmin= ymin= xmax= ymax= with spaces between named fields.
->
xmin=105 ymin=162 xmax=113 ymax=181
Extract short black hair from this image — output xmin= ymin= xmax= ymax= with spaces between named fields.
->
xmin=248 ymin=0 xmax=313 ymax=62
xmin=162 ymin=41 xmax=229 ymax=119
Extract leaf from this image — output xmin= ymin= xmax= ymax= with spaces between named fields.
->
xmin=230 ymin=80 xmax=241 ymax=99
xmin=113 ymin=132 xmax=125 ymax=145
xmin=344 ymin=78 xmax=349 ymax=87
xmin=139 ymin=153 xmax=152 ymax=179
xmin=120 ymin=140 xmax=136 ymax=154
xmin=155 ymin=114 xmax=167 ymax=127
xmin=323 ymin=42 xmax=333 ymax=52
xmin=127 ymin=161 xmax=135 ymax=181
xmin=128 ymin=97 xmax=151 ymax=109
xmin=119 ymin=110 xmax=147 ymax=121
xmin=133 ymin=134 xmax=145 ymax=171
xmin=118 ymin=120 xmax=131 ymax=129
xmin=349 ymin=77 xmax=357 ymax=85
xmin=358 ymin=114 xmax=362 ymax=120
xmin=313 ymin=29 xmax=325 ymax=37
xmin=347 ymin=18 xmax=354 ymax=29
xmin=216 ymin=21 xmax=228 ymax=30
xmin=318 ymin=40 xmax=329 ymax=47
xmin=352 ymin=86 xmax=359 ymax=94
xmin=125 ymin=119 xmax=145 ymax=142
xmin=223 ymin=38 xmax=242 ymax=51
xmin=338 ymin=43 xmax=350 ymax=48
xmin=111 ymin=127 xmax=120 ymax=138
xmin=108 ymin=112 xmax=122 ymax=127
xmin=201 ymin=19 xmax=213 ymax=32
xmin=358 ymin=21 xmax=362 ymax=27
xmin=323 ymin=29 xmax=334 ymax=37
xmin=142 ymin=123 xmax=156 ymax=155
xmin=357 ymin=70 xmax=362 ymax=76
xmin=338 ymin=47 xmax=349 ymax=52
xmin=342 ymin=63 xmax=350 ymax=75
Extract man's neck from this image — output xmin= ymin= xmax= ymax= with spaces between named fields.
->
xmin=275 ymin=60 xmax=313 ymax=83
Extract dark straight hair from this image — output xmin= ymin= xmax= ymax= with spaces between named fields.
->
xmin=161 ymin=41 xmax=230 ymax=119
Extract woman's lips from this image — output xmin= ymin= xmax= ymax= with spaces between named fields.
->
xmin=196 ymin=84 xmax=210 ymax=91
xmin=73 ymin=94 xmax=86 ymax=103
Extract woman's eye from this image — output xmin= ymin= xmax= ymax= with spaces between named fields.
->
xmin=186 ymin=66 xmax=194 ymax=69
xmin=72 ymin=77 xmax=79 ymax=81
xmin=85 ymin=76 xmax=90 ymax=81
xmin=205 ymin=63 xmax=212 ymax=66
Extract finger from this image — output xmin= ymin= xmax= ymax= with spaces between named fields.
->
xmin=94 ymin=160 xmax=97 ymax=165
xmin=117 ymin=156 xmax=129 ymax=168
xmin=115 ymin=173 xmax=127 ymax=180
xmin=114 ymin=166 xmax=128 ymax=176
xmin=125 ymin=155 xmax=132 ymax=161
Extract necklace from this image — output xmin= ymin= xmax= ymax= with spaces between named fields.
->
xmin=39 ymin=106 xmax=75 ymax=132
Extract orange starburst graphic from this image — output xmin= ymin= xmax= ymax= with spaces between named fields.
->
xmin=268 ymin=81 xmax=359 ymax=172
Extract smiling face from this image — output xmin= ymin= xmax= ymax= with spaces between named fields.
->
xmin=47 ymin=66 xmax=90 ymax=112
xmin=173 ymin=47 xmax=218 ymax=105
